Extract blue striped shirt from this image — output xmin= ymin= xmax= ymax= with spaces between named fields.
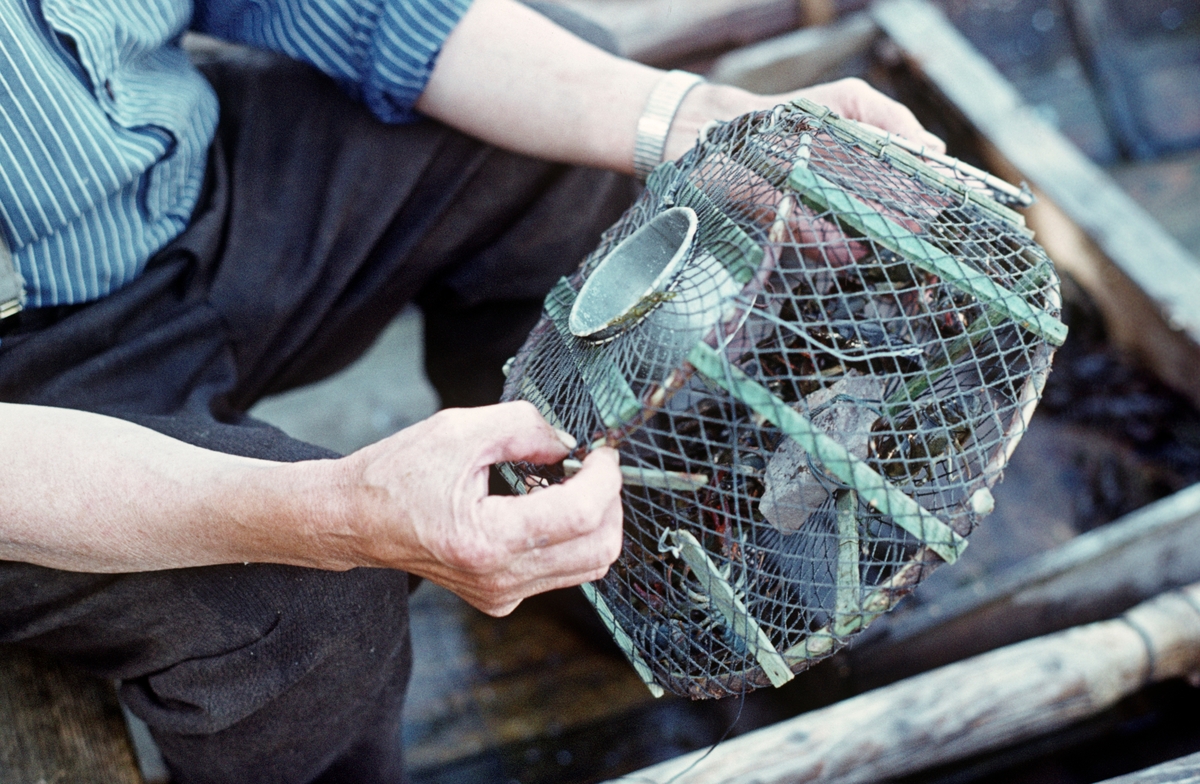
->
xmin=0 ymin=0 xmax=472 ymax=307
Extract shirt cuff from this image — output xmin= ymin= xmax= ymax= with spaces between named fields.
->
xmin=362 ymin=0 xmax=473 ymax=123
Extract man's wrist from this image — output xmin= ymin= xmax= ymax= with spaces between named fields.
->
xmin=633 ymin=70 xmax=705 ymax=180
xmin=661 ymin=82 xmax=763 ymax=165
xmin=207 ymin=457 xmax=363 ymax=572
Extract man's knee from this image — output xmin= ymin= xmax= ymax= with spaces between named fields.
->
xmin=116 ymin=565 xmax=411 ymax=761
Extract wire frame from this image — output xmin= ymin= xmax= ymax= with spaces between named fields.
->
xmin=500 ymin=99 xmax=1062 ymax=699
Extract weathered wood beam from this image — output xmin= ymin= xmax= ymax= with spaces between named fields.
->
xmin=708 ymin=12 xmax=879 ymax=93
xmin=549 ymin=0 xmax=802 ymax=66
xmin=851 ymin=482 xmax=1200 ymax=687
xmin=871 ymin=0 xmax=1200 ymax=409
xmin=0 ymin=646 xmax=143 ymax=784
xmin=1095 ymin=751 xmax=1200 ymax=784
xmin=608 ymin=582 xmax=1200 ymax=784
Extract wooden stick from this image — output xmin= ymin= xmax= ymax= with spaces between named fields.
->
xmin=851 ymin=119 xmax=1033 ymax=207
xmin=833 ymin=490 xmax=863 ymax=637
xmin=607 ymin=582 xmax=1200 ymax=784
xmin=578 ymin=582 xmax=665 ymax=699
xmin=1095 ymin=750 xmax=1200 ymax=784
xmin=670 ymin=530 xmax=794 ymax=688
xmin=561 ymin=459 xmax=709 ymax=492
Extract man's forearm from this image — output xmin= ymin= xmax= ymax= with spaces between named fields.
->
xmin=415 ymin=0 xmax=761 ymax=175
xmin=415 ymin=0 xmax=661 ymax=174
xmin=0 ymin=403 xmax=332 ymax=572
xmin=416 ymin=0 xmax=943 ymax=175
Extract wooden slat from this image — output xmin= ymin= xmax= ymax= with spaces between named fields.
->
xmin=547 ymin=0 xmax=802 ymax=65
xmin=708 ymin=13 xmax=880 ymax=94
xmin=871 ymin=0 xmax=1200 ymax=409
xmin=579 ymin=582 xmax=665 ymax=697
xmin=0 ymin=646 xmax=143 ymax=784
xmin=669 ymin=530 xmax=794 ymax=688
xmin=1095 ymin=751 xmax=1200 ymax=784
xmin=608 ymin=582 xmax=1200 ymax=783
xmin=832 ymin=490 xmax=864 ymax=637
xmin=1109 ymin=151 xmax=1200 ymax=261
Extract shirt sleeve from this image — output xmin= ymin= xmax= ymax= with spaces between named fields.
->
xmin=193 ymin=0 xmax=473 ymax=123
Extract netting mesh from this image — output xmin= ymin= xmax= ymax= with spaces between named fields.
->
xmin=499 ymin=100 xmax=1062 ymax=699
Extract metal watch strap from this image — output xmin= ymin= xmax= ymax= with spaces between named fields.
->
xmin=633 ymin=70 xmax=705 ymax=181
xmin=0 ymin=232 xmax=23 ymax=321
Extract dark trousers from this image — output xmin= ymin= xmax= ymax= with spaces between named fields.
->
xmin=0 ymin=21 xmax=635 ymax=784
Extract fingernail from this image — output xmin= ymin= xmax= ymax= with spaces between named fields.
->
xmin=554 ymin=429 xmax=578 ymax=451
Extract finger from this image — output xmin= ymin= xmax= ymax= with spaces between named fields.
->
xmin=918 ymin=129 xmax=947 ymax=156
xmin=482 ymin=447 xmax=623 ymax=551
xmin=470 ymin=553 xmax=619 ymax=617
xmin=804 ymin=79 xmax=945 ymax=155
xmin=453 ymin=532 xmax=621 ymax=617
xmin=455 ymin=460 xmax=622 ymax=614
xmin=500 ymin=563 xmax=616 ymax=611
xmin=510 ymin=496 xmax=624 ymax=578
xmin=458 ymin=400 xmax=577 ymax=466
xmin=481 ymin=600 xmax=523 ymax=618
xmin=468 ymin=557 xmax=615 ymax=617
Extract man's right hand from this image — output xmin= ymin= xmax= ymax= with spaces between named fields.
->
xmin=326 ymin=402 xmax=624 ymax=616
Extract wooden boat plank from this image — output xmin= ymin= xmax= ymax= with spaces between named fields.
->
xmin=1096 ymin=750 xmax=1200 ymax=784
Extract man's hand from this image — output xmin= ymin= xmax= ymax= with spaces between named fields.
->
xmin=663 ymin=77 xmax=945 ymax=165
xmin=332 ymin=402 xmax=623 ymax=616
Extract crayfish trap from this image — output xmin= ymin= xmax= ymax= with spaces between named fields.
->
xmin=499 ymin=99 xmax=1064 ymax=698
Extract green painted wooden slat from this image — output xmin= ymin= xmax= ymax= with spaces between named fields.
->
xmin=833 ymin=490 xmax=864 ymax=638
xmin=497 ymin=463 xmax=525 ymax=495
xmin=687 ymin=342 xmax=967 ymax=563
xmin=579 ymin=582 xmax=665 ymax=698
xmin=669 ymin=530 xmax=794 ymax=687
xmin=786 ymin=96 xmax=1032 ymax=230
xmin=787 ymin=165 xmax=1067 ymax=346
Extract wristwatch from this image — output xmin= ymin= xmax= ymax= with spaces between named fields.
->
xmin=633 ymin=70 xmax=705 ymax=181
